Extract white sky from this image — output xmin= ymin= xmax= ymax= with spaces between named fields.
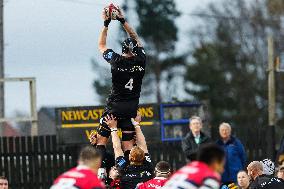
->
xmin=4 ymin=0 xmax=212 ymax=117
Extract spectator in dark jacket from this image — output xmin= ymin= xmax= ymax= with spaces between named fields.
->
xmin=181 ymin=116 xmax=211 ymax=161
xmin=216 ymin=122 xmax=246 ymax=184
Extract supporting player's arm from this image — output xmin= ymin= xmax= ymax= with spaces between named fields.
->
xmin=116 ymin=7 xmax=143 ymax=47
xmin=104 ymin=115 xmax=124 ymax=159
xmin=131 ymin=113 xmax=148 ymax=153
xmin=98 ymin=9 xmax=111 ymax=54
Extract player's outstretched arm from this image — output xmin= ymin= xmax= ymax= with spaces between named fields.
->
xmin=132 ymin=113 xmax=148 ymax=153
xmin=116 ymin=7 xmax=143 ymax=47
xmin=104 ymin=115 xmax=124 ymax=159
xmin=98 ymin=9 xmax=111 ymax=54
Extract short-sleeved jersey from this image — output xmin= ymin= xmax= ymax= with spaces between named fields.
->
xmin=50 ymin=165 xmax=105 ymax=189
xmin=137 ymin=177 xmax=168 ymax=189
xmin=103 ymin=47 xmax=146 ymax=118
xmin=162 ymin=161 xmax=221 ymax=189
xmin=249 ymin=175 xmax=284 ymax=189
xmin=115 ymin=153 xmax=154 ymax=189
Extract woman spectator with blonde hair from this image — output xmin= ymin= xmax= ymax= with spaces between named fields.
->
xmin=237 ymin=170 xmax=250 ymax=189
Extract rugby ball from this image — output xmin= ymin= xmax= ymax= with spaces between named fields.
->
xmin=104 ymin=3 xmax=119 ymax=20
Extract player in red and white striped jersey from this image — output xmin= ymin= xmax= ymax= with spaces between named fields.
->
xmin=50 ymin=146 xmax=105 ymax=189
xmin=136 ymin=161 xmax=171 ymax=189
xmin=162 ymin=144 xmax=225 ymax=189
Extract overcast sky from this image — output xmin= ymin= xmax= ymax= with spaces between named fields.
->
xmin=4 ymin=0 xmax=212 ymax=117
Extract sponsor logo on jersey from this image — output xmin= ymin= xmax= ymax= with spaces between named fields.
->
xmin=106 ymin=51 xmax=113 ymax=60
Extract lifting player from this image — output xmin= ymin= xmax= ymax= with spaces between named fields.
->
xmin=92 ymin=6 xmax=146 ymax=158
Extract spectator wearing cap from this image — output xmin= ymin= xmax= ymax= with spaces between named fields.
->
xmin=216 ymin=123 xmax=246 ymax=184
xmin=182 ymin=116 xmax=212 ymax=161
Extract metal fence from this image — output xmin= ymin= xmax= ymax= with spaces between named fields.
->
xmin=0 ymin=132 xmax=272 ymax=189
xmin=0 ymin=135 xmax=78 ymax=189
xmin=0 ymin=135 xmax=186 ymax=189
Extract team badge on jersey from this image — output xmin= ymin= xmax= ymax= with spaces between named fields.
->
xmin=104 ymin=51 xmax=113 ymax=61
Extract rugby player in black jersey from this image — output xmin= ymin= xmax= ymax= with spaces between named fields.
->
xmin=93 ymin=7 xmax=146 ymax=159
xmin=104 ymin=113 xmax=154 ymax=189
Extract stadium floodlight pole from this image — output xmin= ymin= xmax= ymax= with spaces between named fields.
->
xmin=0 ymin=0 xmax=4 ymax=137
xmin=267 ymin=35 xmax=276 ymax=160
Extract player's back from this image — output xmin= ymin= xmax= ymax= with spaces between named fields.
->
xmin=50 ymin=165 xmax=105 ymax=189
xmin=103 ymin=47 xmax=146 ymax=101
xmin=162 ymin=161 xmax=221 ymax=189
xmin=103 ymin=47 xmax=146 ymax=118
xmin=137 ymin=177 xmax=168 ymax=189
xmin=111 ymin=55 xmax=145 ymax=100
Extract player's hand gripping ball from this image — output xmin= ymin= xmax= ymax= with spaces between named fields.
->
xmin=104 ymin=3 xmax=120 ymax=20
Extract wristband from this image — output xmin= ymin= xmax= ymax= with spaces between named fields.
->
xmin=111 ymin=128 xmax=118 ymax=132
xmin=104 ymin=19 xmax=111 ymax=27
xmin=134 ymin=125 xmax=140 ymax=128
xmin=117 ymin=17 xmax=126 ymax=24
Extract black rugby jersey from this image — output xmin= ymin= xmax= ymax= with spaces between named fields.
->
xmin=103 ymin=47 xmax=146 ymax=118
xmin=115 ymin=153 xmax=154 ymax=189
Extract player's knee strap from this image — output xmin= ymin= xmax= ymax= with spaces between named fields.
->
xmin=122 ymin=132 xmax=135 ymax=141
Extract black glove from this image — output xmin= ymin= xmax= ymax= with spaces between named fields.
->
xmin=116 ymin=17 xmax=126 ymax=24
xmin=104 ymin=19 xmax=111 ymax=27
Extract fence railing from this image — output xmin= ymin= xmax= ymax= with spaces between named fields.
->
xmin=0 ymin=133 xmax=269 ymax=189
xmin=0 ymin=135 xmax=186 ymax=189
xmin=0 ymin=136 xmax=79 ymax=189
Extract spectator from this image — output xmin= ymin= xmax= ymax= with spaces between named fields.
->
xmin=50 ymin=146 xmax=105 ymax=189
xmin=163 ymin=144 xmax=225 ymax=189
xmin=277 ymin=152 xmax=284 ymax=166
xmin=181 ymin=116 xmax=212 ymax=161
xmin=136 ymin=161 xmax=171 ymax=189
xmin=276 ymin=165 xmax=284 ymax=180
xmin=105 ymin=114 xmax=154 ymax=189
xmin=260 ymin=159 xmax=275 ymax=177
xmin=237 ymin=171 xmax=250 ymax=189
xmin=216 ymin=122 xmax=246 ymax=184
xmin=0 ymin=176 xmax=8 ymax=189
xmin=247 ymin=161 xmax=283 ymax=189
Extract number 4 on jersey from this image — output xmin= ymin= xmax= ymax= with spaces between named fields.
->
xmin=125 ymin=78 xmax=134 ymax=91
